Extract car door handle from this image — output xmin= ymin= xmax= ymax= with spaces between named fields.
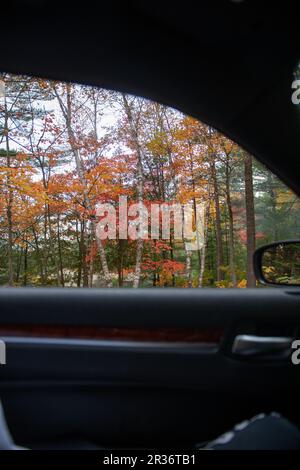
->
xmin=232 ymin=334 xmax=293 ymax=357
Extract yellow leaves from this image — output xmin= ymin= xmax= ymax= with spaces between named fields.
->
xmin=14 ymin=239 xmax=29 ymax=249
xmin=237 ymin=279 xmax=247 ymax=288
xmin=215 ymin=278 xmax=248 ymax=288
xmin=263 ymin=266 xmax=275 ymax=274
xmin=37 ymin=79 xmax=49 ymax=90
xmin=174 ymin=116 xmax=205 ymax=142
xmin=215 ymin=280 xmax=227 ymax=288
xmin=0 ymin=162 xmax=38 ymax=198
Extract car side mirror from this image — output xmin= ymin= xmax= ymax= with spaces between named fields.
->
xmin=253 ymin=240 xmax=300 ymax=286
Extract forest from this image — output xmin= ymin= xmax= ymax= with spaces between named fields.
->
xmin=0 ymin=73 xmax=299 ymax=288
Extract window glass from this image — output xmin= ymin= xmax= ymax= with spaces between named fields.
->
xmin=0 ymin=73 xmax=299 ymax=288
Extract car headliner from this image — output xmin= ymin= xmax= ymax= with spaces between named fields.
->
xmin=0 ymin=1 xmax=299 ymax=195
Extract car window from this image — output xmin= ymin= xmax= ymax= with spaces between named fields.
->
xmin=0 ymin=73 xmax=299 ymax=288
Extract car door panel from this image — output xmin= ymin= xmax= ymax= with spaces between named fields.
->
xmin=0 ymin=288 xmax=299 ymax=448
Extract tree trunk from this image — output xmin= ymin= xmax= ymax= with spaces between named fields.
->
xmin=57 ymin=215 xmax=65 ymax=287
xmin=4 ymin=107 xmax=14 ymax=286
xmin=117 ymin=239 xmax=124 ymax=287
xmin=46 ymin=206 xmax=61 ymax=286
xmin=198 ymin=202 xmax=210 ymax=287
xmin=210 ymin=157 xmax=224 ymax=282
xmin=23 ymin=241 xmax=28 ymax=287
xmin=170 ymin=234 xmax=175 ymax=287
xmin=225 ymin=157 xmax=237 ymax=286
xmin=122 ymin=94 xmax=144 ymax=288
xmin=181 ymin=205 xmax=192 ymax=287
xmin=79 ymin=220 xmax=89 ymax=287
xmin=32 ymin=226 xmax=46 ymax=284
xmin=185 ymin=249 xmax=192 ymax=287
xmin=244 ymin=152 xmax=256 ymax=287
xmin=15 ymin=248 xmax=23 ymax=284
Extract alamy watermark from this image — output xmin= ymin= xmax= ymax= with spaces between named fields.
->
xmin=95 ymin=197 xmax=205 ymax=251
xmin=0 ymin=340 xmax=6 ymax=365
